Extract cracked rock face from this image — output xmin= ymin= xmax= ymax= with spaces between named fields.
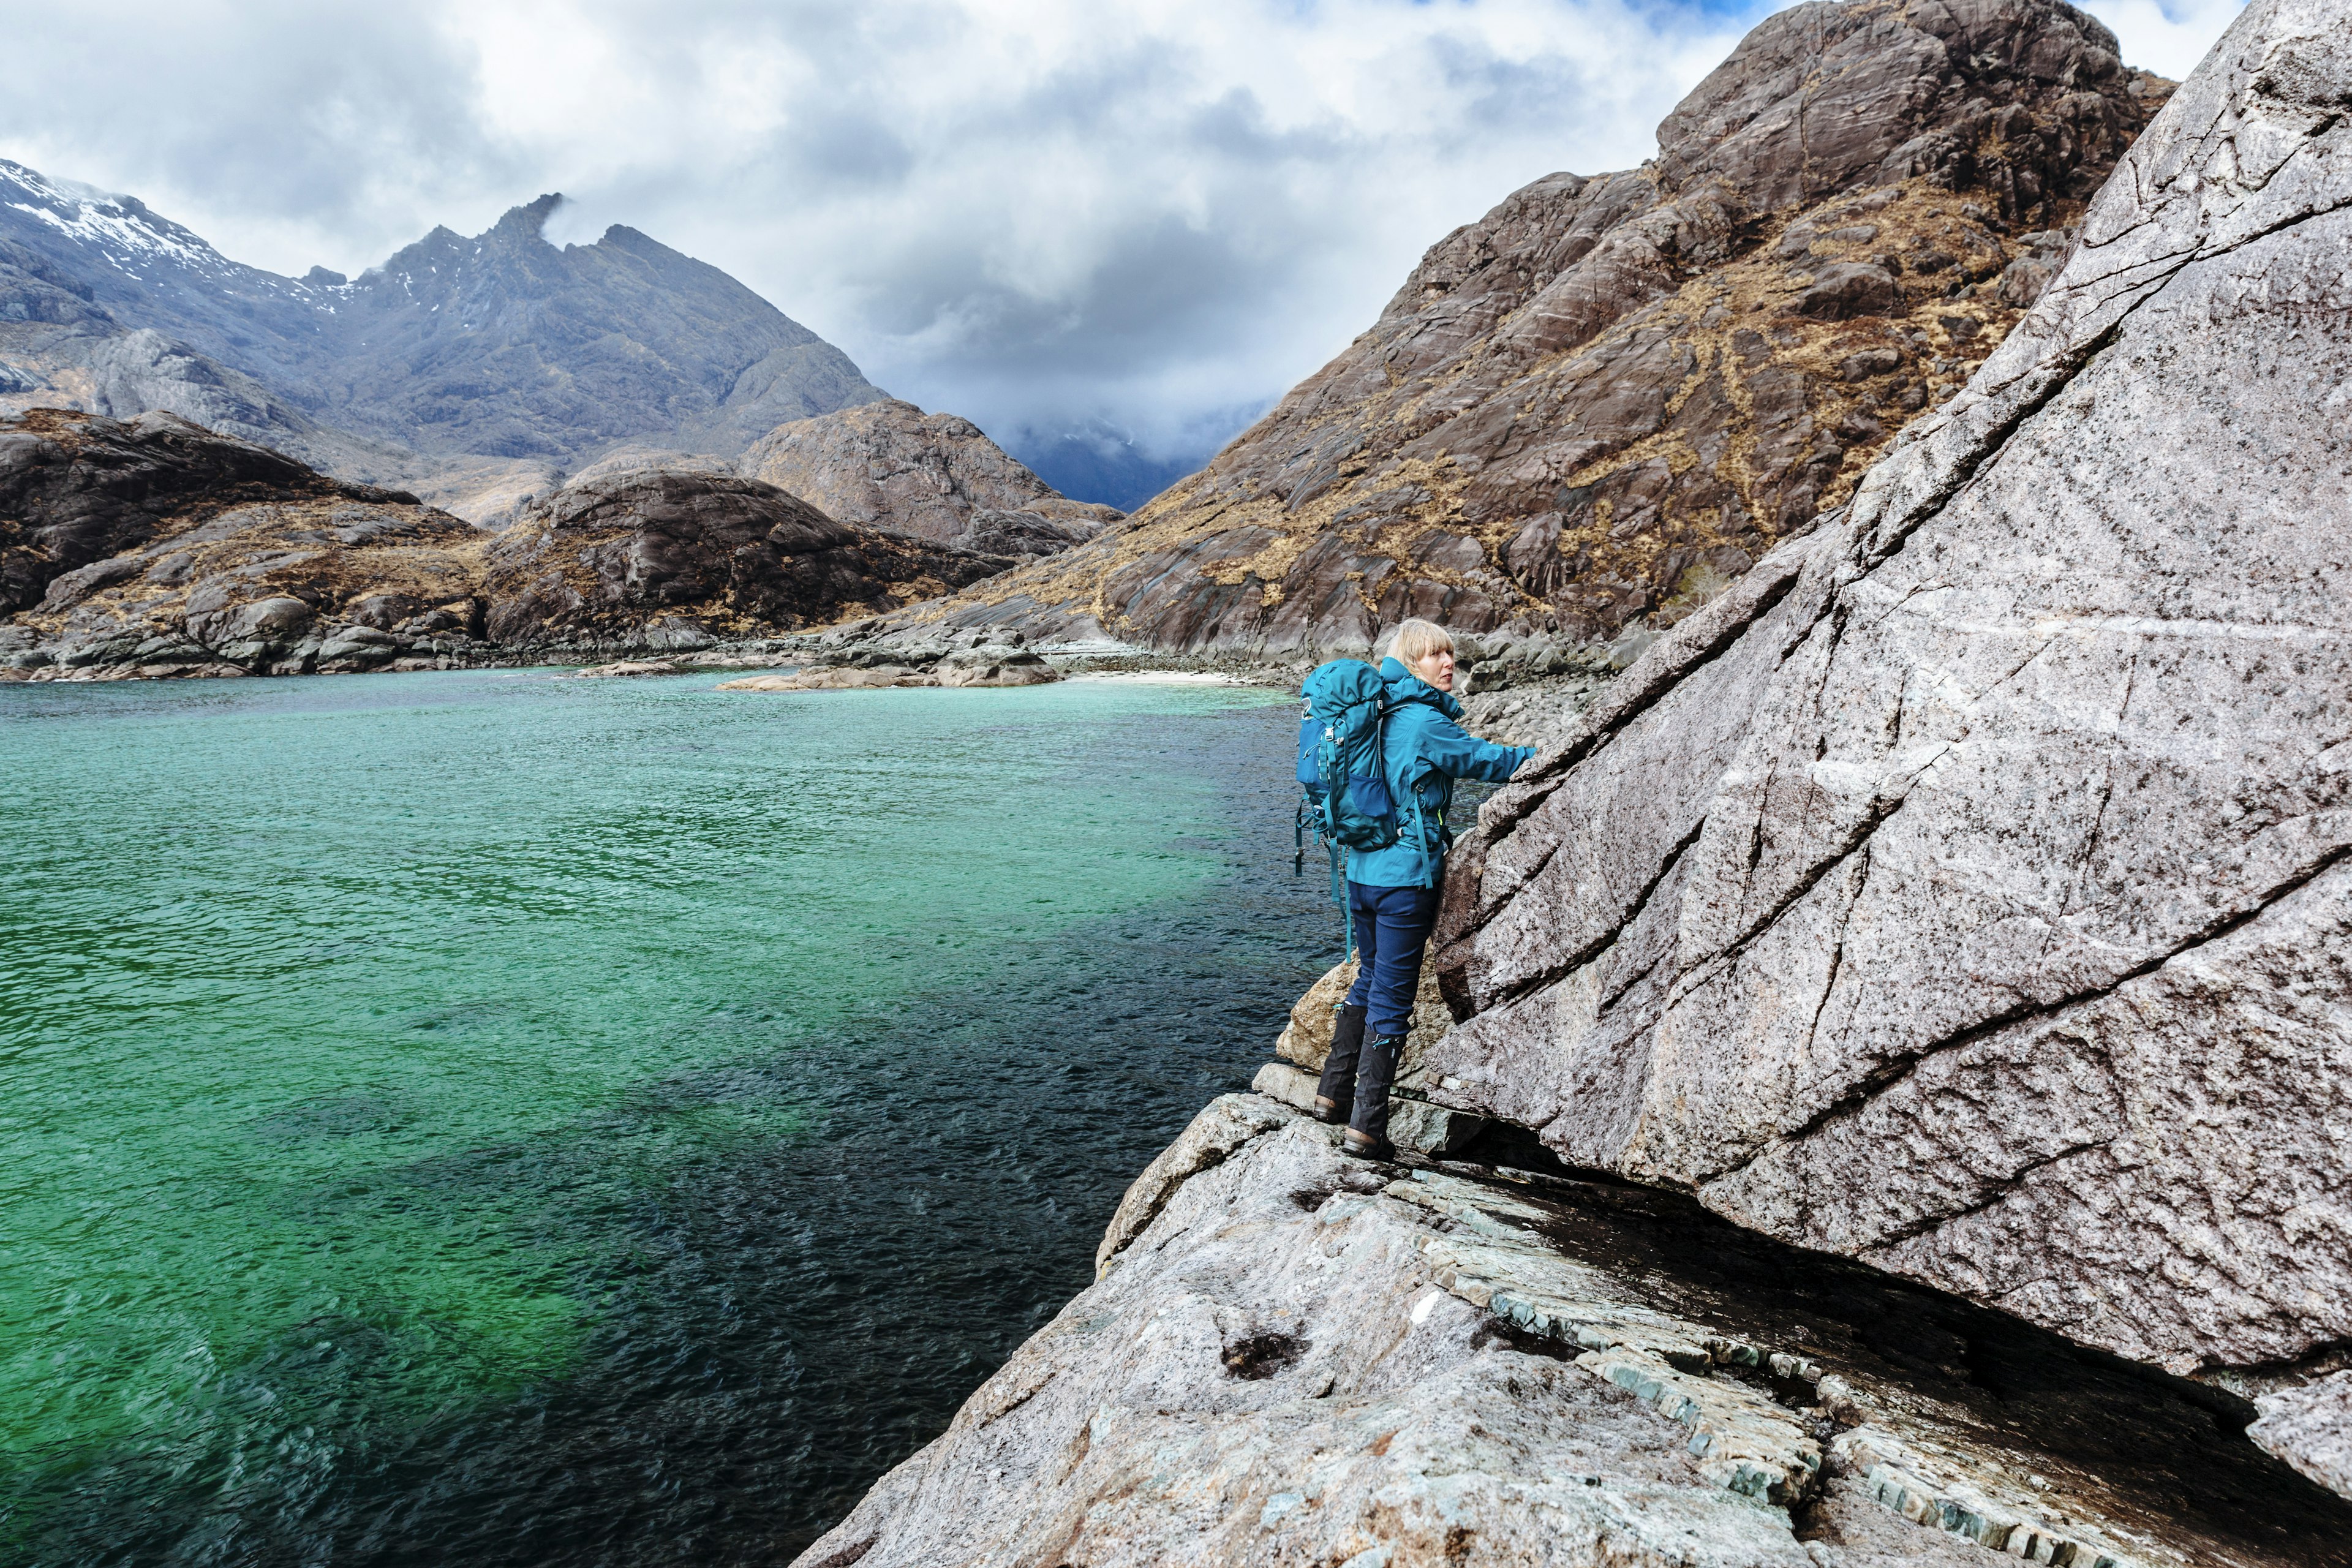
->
xmin=1427 ymin=0 xmax=2352 ymax=1485
xmin=799 ymin=1096 xmax=2351 ymax=1567
xmin=738 ymin=399 xmax=1120 ymax=559
xmin=885 ymin=0 xmax=2169 ymax=654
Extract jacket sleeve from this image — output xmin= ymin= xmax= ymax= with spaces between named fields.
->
xmin=1411 ymin=714 xmax=1534 ymax=784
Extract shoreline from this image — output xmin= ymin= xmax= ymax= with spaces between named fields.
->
xmin=1 ymin=635 xmax=1609 ymax=753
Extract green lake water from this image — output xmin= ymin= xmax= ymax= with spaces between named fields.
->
xmin=0 ymin=668 xmax=1330 ymax=1564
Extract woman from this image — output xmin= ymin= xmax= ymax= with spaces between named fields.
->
xmin=1314 ymin=619 xmax=1534 ymax=1158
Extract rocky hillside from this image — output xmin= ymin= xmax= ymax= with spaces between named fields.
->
xmin=480 ymin=469 xmax=1010 ymax=646
xmin=0 ymin=410 xmax=1006 ymax=680
xmin=739 ymin=399 xmax=1121 ymax=558
xmin=1425 ymin=0 xmax=2351 ymax=1498
xmin=890 ymin=0 xmax=2171 ymax=654
xmin=0 ymin=170 xmax=887 ymax=467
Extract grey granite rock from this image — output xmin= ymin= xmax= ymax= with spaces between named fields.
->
xmin=1272 ymin=957 xmax=1452 ymax=1086
xmin=931 ymin=644 xmax=1060 ymax=686
xmin=800 ymin=1095 xmax=2352 ymax=1566
xmin=1425 ymin=0 xmax=2352 ymax=1491
xmin=2252 ymin=1372 xmax=2352 ymax=1501
xmin=812 ymin=1099 xmax=1823 ymax=1568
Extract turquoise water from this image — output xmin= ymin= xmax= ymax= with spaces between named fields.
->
xmin=0 ymin=669 xmax=1329 ymax=1564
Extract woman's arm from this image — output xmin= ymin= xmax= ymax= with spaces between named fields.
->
xmin=1415 ymin=714 xmax=1534 ymax=783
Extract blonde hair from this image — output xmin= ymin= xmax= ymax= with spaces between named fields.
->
xmin=1387 ymin=618 xmax=1455 ymax=666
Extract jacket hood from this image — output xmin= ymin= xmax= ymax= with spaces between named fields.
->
xmin=1379 ymin=656 xmax=1463 ymax=719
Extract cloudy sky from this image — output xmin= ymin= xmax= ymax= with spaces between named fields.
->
xmin=0 ymin=0 xmax=2244 ymax=479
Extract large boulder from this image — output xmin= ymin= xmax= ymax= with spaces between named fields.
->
xmin=875 ymin=0 xmax=2171 ymax=654
xmin=1425 ymin=0 xmax=2352 ymax=1490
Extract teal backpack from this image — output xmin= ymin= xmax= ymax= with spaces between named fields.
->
xmin=1294 ymin=660 xmax=1401 ymax=952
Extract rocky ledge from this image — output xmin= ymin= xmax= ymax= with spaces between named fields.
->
xmin=715 ymin=631 xmax=1060 ymax=691
xmin=799 ymin=1094 xmax=2352 ymax=1567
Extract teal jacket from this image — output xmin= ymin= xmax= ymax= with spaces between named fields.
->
xmin=1346 ymin=658 xmax=1536 ymax=889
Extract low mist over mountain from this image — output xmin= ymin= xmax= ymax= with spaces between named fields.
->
xmin=1009 ymin=420 xmax=1244 ymax=514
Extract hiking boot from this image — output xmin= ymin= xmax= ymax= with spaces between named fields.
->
xmin=1311 ymin=1002 xmax=1368 ymax=1125
xmin=1338 ymin=1031 xmax=1406 ymax=1159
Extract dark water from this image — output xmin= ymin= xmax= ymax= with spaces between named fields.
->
xmin=0 ymin=670 xmax=1336 ymax=1565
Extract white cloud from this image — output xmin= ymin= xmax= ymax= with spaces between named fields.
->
xmin=0 ymin=0 xmax=2246 ymax=465
xmin=2079 ymin=0 xmax=2248 ymax=80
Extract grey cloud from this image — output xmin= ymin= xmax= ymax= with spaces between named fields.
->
xmin=0 ymin=1 xmax=519 ymax=262
xmin=1183 ymin=89 xmax=1355 ymax=162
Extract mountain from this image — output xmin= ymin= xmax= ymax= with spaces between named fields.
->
xmin=740 ymin=400 xmax=1122 ymax=559
xmin=884 ymin=0 xmax=2171 ymax=654
xmin=295 ymin=195 xmax=886 ymax=460
xmin=0 ymin=164 xmax=888 ymax=485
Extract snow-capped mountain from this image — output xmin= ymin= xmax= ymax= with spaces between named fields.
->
xmin=0 ymin=160 xmax=886 ymax=481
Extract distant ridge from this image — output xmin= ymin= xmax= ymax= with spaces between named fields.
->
xmin=0 ymin=162 xmax=888 ymax=481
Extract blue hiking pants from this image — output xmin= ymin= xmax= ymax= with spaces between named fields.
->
xmin=1342 ymin=881 xmax=1440 ymax=1036
xmin=1322 ymin=881 xmax=1438 ymax=1143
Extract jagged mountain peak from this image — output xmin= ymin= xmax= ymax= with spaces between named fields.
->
xmin=0 ymin=158 xmax=889 ymax=465
xmin=501 ymin=192 xmax=566 ymax=236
